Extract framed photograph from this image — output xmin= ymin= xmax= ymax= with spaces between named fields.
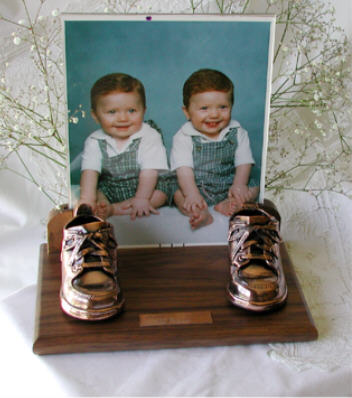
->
xmin=62 ymin=14 xmax=275 ymax=246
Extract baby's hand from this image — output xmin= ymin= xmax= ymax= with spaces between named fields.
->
xmin=228 ymin=184 xmax=251 ymax=205
xmin=130 ymin=197 xmax=159 ymax=220
xmin=183 ymin=192 xmax=207 ymax=213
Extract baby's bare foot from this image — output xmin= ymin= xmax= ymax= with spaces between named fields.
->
xmin=214 ymin=199 xmax=242 ymax=216
xmin=96 ymin=200 xmax=112 ymax=220
xmin=189 ymin=209 xmax=213 ymax=230
xmin=111 ymin=200 xmax=133 ymax=216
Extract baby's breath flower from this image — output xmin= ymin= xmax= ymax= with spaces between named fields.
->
xmin=314 ymin=120 xmax=322 ymax=129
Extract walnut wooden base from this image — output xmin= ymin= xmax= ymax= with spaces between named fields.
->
xmin=33 ymin=243 xmax=318 ymax=355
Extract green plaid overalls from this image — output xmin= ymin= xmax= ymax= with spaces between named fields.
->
xmin=97 ymin=137 xmax=170 ymax=204
xmin=191 ymin=127 xmax=259 ymax=206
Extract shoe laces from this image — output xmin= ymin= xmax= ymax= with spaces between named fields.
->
xmin=64 ymin=227 xmax=117 ymax=273
xmin=228 ymin=218 xmax=281 ymax=269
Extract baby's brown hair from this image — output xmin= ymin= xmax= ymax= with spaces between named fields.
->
xmin=183 ymin=69 xmax=234 ymax=108
xmin=90 ymin=73 xmax=146 ymax=111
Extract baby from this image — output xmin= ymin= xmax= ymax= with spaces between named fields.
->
xmin=78 ymin=73 xmax=169 ymax=220
xmin=170 ymin=69 xmax=259 ymax=229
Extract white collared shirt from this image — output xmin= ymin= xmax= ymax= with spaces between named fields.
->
xmin=81 ymin=122 xmax=169 ymax=172
xmin=170 ymin=120 xmax=254 ymax=170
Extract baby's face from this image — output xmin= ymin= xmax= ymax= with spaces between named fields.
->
xmin=183 ymin=91 xmax=232 ymax=139
xmin=92 ymin=90 xmax=145 ymax=142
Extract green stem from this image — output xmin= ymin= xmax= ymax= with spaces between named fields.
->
xmin=271 ymin=77 xmax=290 ymax=101
xmin=190 ymin=0 xmax=196 ymax=13
xmin=25 ymin=140 xmax=66 ymax=159
xmin=274 ymin=2 xmax=292 ymax=63
xmin=303 ymin=168 xmax=318 ymax=190
xmin=266 ymin=161 xmax=330 ymax=186
xmin=0 ymin=15 xmax=29 ymax=29
xmin=1 ymin=86 xmax=65 ymax=147
xmin=266 ymin=185 xmax=350 ymax=199
xmin=333 ymin=111 xmax=351 ymax=153
xmin=23 ymin=0 xmax=56 ymax=131
xmin=2 ymin=165 xmax=36 ymax=184
xmin=23 ymin=144 xmax=66 ymax=167
xmin=14 ymin=149 xmax=57 ymax=204
xmin=215 ymin=0 xmax=224 ymax=13
xmin=242 ymin=0 xmax=250 ymax=13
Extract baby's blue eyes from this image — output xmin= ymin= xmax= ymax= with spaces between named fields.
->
xmin=107 ymin=109 xmax=136 ymax=114
xmin=199 ymin=105 xmax=228 ymax=110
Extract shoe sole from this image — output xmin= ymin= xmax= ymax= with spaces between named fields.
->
xmin=226 ymin=283 xmax=288 ymax=312
xmin=60 ymin=290 xmax=125 ymax=321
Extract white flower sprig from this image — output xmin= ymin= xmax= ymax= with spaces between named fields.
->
xmin=0 ymin=1 xmax=67 ymax=204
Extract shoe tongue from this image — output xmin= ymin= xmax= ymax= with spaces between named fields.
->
xmin=241 ymin=264 xmax=275 ymax=279
xmin=83 ymin=221 xmax=104 ymax=232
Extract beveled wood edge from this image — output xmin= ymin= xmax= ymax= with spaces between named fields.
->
xmin=33 ymin=325 xmax=319 ymax=356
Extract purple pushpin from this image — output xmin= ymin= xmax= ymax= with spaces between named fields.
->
xmin=146 ymin=16 xmax=152 ymax=21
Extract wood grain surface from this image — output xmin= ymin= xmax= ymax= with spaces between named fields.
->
xmin=33 ymin=243 xmax=318 ymax=355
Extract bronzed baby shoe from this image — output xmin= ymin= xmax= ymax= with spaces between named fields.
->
xmin=226 ymin=202 xmax=287 ymax=312
xmin=60 ymin=204 xmax=125 ymax=320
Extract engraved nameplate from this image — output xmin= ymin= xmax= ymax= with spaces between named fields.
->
xmin=139 ymin=311 xmax=213 ymax=327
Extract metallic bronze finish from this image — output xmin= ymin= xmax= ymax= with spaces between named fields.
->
xmin=60 ymin=205 xmax=125 ymax=321
xmin=226 ymin=202 xmax=288 ymax=312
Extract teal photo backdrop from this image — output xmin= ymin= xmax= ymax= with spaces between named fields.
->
xmin=64 ymin=18 xmax=272 ymax=186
